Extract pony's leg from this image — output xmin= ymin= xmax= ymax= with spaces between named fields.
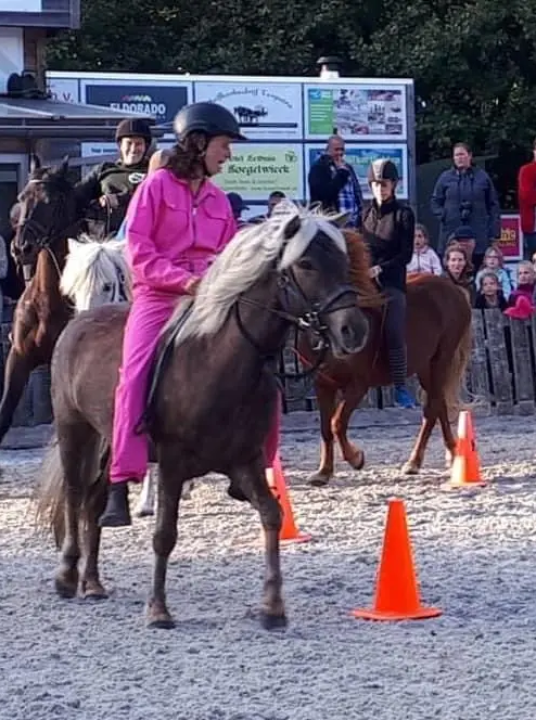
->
xmin=0 ymin=348 xmax=34 ymax=443
xmin=55 ymin=422 xmax=99 ymax=599
xmin=403 ymin=372 xmax=438 ymax=474
xmin=332 ymin=384 xmax=367 ymax=472
xmin=308 ymin=380 xmax=337 ymax=487
xmin=80 ymin=453 xmax=109 ymax=600
xmin=146 ymin=456 xmax=183 ymax=629
xmin=230 ymin=456 xmax=285 ymax=629
xmin=135 ymin=465 xmax=157 ymax=517
xmin=438 ymin=399 xmax=457 ymax=469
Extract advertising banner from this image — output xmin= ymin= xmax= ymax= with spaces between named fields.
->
xmin=304 ymin=84 xmax=407 ymax=141
xmin=499 ymin=214 xmax=523 ymax=260
xmin=0 ymin=0 xmax=41 ymax=10
xmin=48 ymin=77 xmax=79 ymax=104
xmin=194 ymin=81 xmax=303 ymax=140
xmin=212 ymin=144 xmax=304 ymax=200
xmin=82 ymin=81 xmax=191 ymax=127
xmin=305 ymin=144 xmax=408 ymax=199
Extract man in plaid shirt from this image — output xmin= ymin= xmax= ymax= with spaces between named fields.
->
xmin=308 ymin=135 xmax=363 ymax=228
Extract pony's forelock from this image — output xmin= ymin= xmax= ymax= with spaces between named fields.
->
xmin=60 ymin=234 xmax=131 ymax=309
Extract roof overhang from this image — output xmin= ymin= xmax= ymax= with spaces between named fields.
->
xmin=0 ymin=96 xmax=165 ymax=140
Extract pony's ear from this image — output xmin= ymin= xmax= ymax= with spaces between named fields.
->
xmin=283 ymin=214 xmax=301 ymax=240
xmin=60 ymin=155 xmax=70 ymax=175
xmin=329 ymin=211 xmax=350 ymax=228
xmin=29 ymin=153 xmax=41 ymax=174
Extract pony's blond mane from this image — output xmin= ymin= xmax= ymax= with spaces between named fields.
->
xmin=60 ymin=234 xmax=131 ymax=306
xmin=169 ymin=201 xmax=348 ymax=345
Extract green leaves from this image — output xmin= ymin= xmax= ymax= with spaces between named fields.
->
xmin=47 ymin=0 xmax=536 ymax=161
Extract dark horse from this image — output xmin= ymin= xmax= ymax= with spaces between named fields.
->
xmin=36 ymin=205 xmax=372 ymax=630
xmin=300 ymin=234 xmax=473 ymax=486
xmin=0 ymin=156 xmax=78 ymax=444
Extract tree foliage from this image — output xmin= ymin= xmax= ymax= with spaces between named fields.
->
xmin=47 ymin=0 xmax=536 ymax=166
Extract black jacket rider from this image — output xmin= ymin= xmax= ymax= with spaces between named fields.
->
xmin=75 ymin=159 xmax=149 ymax=237
xmin=75 ymin=117 xmax=152 ymax=238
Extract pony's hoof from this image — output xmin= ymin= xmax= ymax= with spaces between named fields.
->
xmin=261 ymin=611 xmax=288 ymax=630
xmin=308 ymin=471 xmax=332 ymax=487
xmin=135 ymin=507 xmax=154 ymax=518
xmin=80 ymin=580 xmax=108 ymax=601
xmin=146 ymin=602 xmax=175 ymax=629
xmin=54 ymin=571 xmax=78 ymax=599
xmin=403 ymin=461 xmax=420 ymax=475
xmin=348 ymin=450 xmax=365 ymax=470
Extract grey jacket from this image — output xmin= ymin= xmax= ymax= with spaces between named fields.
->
xmin=430 ymin=165 xmax=501 ymax=253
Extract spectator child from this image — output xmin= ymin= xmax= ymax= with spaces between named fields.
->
xmin=474 ymin=270 xmax=507 ymax=310
xmin=506 ymin=261 xmax=536 ymax=311
xmin=406 ymin=223 xmax=442 ymax=275
xmin=475 ymin=246 xmax=514 ymax=300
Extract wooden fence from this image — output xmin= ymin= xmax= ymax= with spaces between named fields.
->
xmin=1 ymin=308 xmax=536 ymax=428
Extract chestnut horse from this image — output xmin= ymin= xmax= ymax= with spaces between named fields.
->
xmin=0 ymin=156 xmax=77 ymax=444
xmin=35 ymin=204 xmax=372 ymax=630
xmin=301 ymin=233 xmax=473 ymax=485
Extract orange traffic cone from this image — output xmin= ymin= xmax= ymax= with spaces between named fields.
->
xmin=448 ymin=410 xmax=486 ymax=488
xmin=266 ymin=452 xmax=312 ymax=544
xmin=352 ymin=498 xmax=442 ymax=621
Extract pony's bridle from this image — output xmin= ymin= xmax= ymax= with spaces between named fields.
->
xmin=17 ymin=190 xmax=81 ymax=282
xmin=235 ymin=264 xmax=359 ymax=380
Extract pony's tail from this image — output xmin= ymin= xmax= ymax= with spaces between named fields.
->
xmin=443 ymin=317 xmax=473 ymax=423
xmin=34 ymin=436 xmax=110 ymax=550
xmin=34 ymin=437 xmax=66 ymax=549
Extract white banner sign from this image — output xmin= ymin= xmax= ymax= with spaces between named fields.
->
xmin=0 ymin=0 xmax=41 ymax=10
xmin=194 ymin=81 xmax=303 ymax=141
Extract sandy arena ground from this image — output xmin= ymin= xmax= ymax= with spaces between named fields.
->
xmin=0 ymin=410 xmax=535 ymax=720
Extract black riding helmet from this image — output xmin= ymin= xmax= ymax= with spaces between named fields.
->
xmin=173 ymin=102 xmax=247 ymax=143
xmin=115 ymin=118 xmax=153 ymax=145
xmin=367 ymin=159 xmax=399 ymax=184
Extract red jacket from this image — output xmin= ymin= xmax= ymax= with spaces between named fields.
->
xmin=518 ymin=160 xmax=536 ymax=234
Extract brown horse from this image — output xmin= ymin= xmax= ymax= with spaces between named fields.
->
xmin=35 ymin=205 xmax=372 ymax=630
xmin=300 ymin=232 xmax=473 ymax=486
xmin=0 ymin=156 xmax=77 ymax=443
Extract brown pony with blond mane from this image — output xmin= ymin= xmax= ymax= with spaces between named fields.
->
xmin=300 ymin=229 xmax=472 ymax=485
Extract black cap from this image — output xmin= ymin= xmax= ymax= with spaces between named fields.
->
xmin=367 ymin=159 xmax=399 ymax=183
xmin=115 ymin=118 xmax=152 ymax=144
xmin=173 ymin=102 xmax=247 ymax=142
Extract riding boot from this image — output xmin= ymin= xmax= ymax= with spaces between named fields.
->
xmin=98 ymin=481 xmax=132 ymax=527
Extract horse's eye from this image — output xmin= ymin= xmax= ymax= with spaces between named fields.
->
xmin=297 ymin=258 xmax=315 ymax=271
xmin=102 ymin=283 xmax=112 ymax=292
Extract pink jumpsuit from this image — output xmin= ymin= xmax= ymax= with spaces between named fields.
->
xmin=111 ymin=168 xmax=280 ymax=483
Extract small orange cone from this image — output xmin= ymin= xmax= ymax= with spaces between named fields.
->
xmin=448 ymin=410 xmax=486 ymax=488
xmin=352 ymin=498 xmax=442 ymax=621
xmin=266 ymin=452 xmax=312 ymax=544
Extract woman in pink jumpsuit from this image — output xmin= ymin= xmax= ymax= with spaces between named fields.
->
xmin=98 ymin=102 xmax=281 ymax=528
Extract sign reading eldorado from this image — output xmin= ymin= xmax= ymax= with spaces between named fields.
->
xmin=194 ymin=81 xmax=303 ymax=140
xmin=81 ymin=80 xmax=192 ymax=127
xmin=212 ymin=144 xmax=304 ymax=200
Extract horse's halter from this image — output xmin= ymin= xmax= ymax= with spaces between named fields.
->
xmin=235 ymin=259 xmax=359 ymax=378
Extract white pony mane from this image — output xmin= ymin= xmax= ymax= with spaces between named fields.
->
xmin=60 ymin=233 xmax=131 ymax=305
xmin=170 ymin=200 xmax=348 ymax=345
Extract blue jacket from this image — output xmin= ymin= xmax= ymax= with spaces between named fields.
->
xmin=430 ymin=166 xmax=501 ymax=253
